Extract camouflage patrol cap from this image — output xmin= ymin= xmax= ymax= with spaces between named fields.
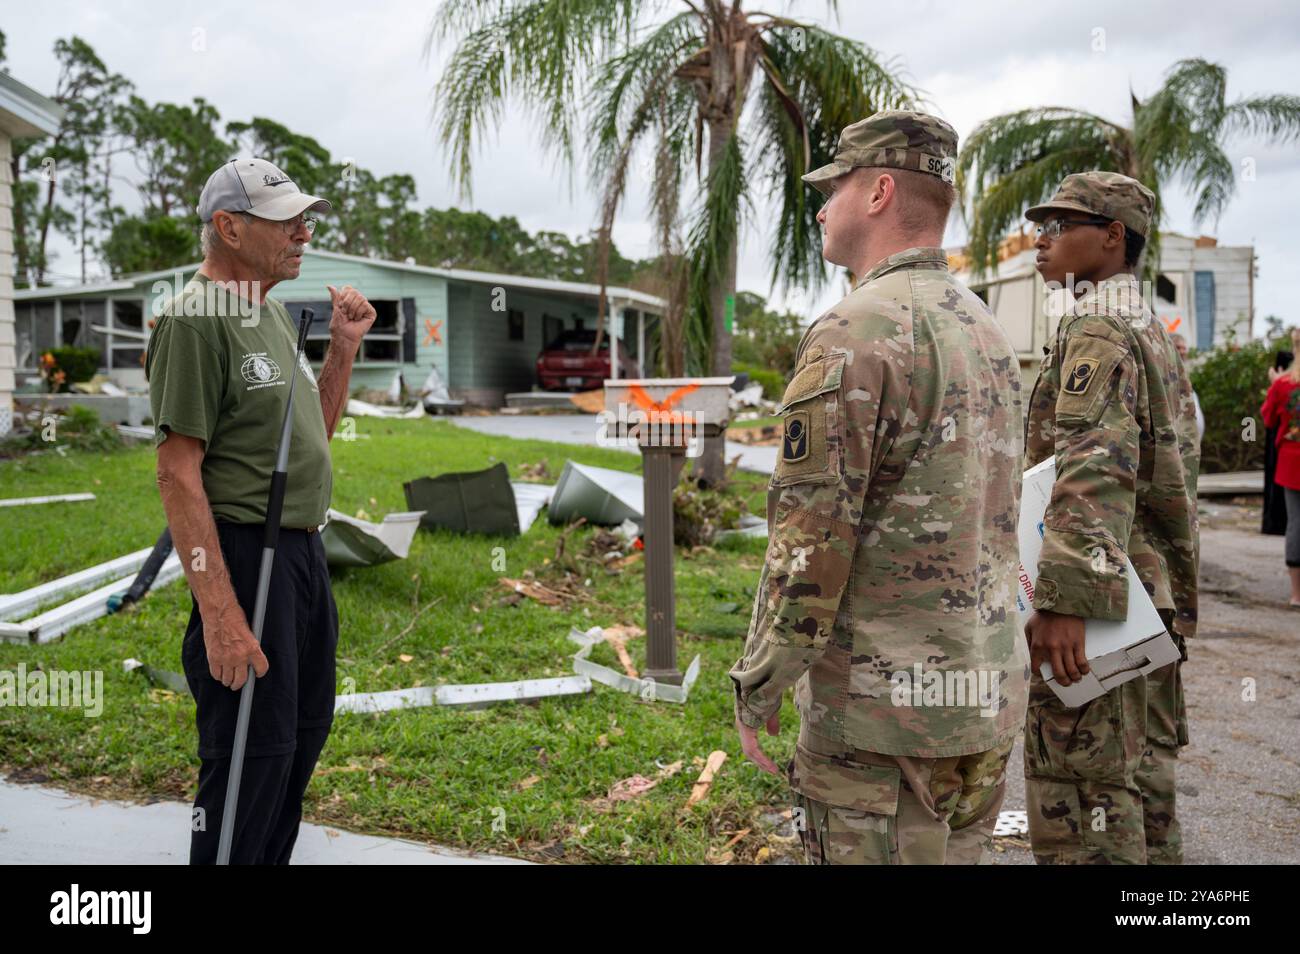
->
xmin=802 ymin=109 xmax=959 ymax=196
xmin=1025 ymin=171 xmax=1155 ymax=238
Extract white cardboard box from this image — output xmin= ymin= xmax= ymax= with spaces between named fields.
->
xmin=1016 ymin=458 xmax=1180 ymax=706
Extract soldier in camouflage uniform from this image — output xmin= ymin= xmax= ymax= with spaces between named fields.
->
xmin=1021 ymin=172 xmax=1200 ymax=865
xmin=729 ymin=110 xmax=1029 ymax=865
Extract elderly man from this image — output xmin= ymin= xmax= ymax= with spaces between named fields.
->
xmin=146 ymin=158 xmax=375 ymax=864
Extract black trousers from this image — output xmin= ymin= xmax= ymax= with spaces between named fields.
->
xmin=181 ymin=522 xmax=339 ymax=865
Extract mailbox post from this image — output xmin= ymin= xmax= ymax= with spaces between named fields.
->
xmin=603 ymin=377 xmax=734 ymax=685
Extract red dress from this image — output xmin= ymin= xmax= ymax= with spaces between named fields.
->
xmin=1261 ymin=375 xmax=1300 ymax=491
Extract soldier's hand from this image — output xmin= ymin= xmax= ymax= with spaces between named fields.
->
xmin=1024 ymin=610 xmax=1089 ymax=686
xmin=736 ymin=712 xmax=782 ymax=775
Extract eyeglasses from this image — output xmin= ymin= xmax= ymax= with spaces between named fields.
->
xmin=1035 ymin=217 xmax=1113 ymax=240
xmin=237 ymin=211 xmax=318 ymax=235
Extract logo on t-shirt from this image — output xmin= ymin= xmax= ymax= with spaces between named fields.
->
xmin=240 ymin=353 xmax=283 ymax=390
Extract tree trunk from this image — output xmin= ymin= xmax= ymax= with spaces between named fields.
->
xmin=35 ymin=171 xmax=56 ymax=286
xmin=695 ymin=122 xmax=738 ymax=486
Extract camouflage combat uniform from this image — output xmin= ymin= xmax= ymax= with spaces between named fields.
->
xmin=730 ymin=110 xmax=1029 ymax=865
xmin=1022 ymin=172 xmax=1201 ymax=865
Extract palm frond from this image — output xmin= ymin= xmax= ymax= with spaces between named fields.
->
xmin=958 ymin=109 xmax=1119 ymax=275
xmin=1156 ymin=58 xmax=1229 ymax=134
xmin=431 ymin=0 xmax=643 ymax=196
xmin=752 ymin=24 xmax=915 ymax=293
xmin=1223 ymin=94 xmax=1300 ymax=142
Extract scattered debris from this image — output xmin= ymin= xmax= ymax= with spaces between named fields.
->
xmin=993 ymin=810 xmax=1029 ymax=837
xmin=417 ymin=365 xmax=465 ymax=415
xmin=116 ymin=424 xmax=155 ymax=441
xmin=333 ymin=675 xmax=591 ymax=714
xmin=685 ymin=750 xmax=728 ymax=808
xmin=1 ymin=552 xmax=183 ymax=644
xmin=0 ymin=546 xmax=158 ymax=622
xmin=569 ymin=390 xmax=605 ymax=414
xmin=499 ymin=577 xmax=566 ymax=606
xmin=568 ymin=626 xmax=701 ymax=704
xmin=0 ymin=493 xmax=95 ymax=508
xmin=588 ymin=760 xmax=684 ymax=811
xmin=726 ymin=423 xmax=781 ymax=446
xmin=518 ymin=460 xmax=552 ymax=482
xmin=123 ymin=658 xmax=190 ymax=695
xmin=548 ymin=462 xmax=644 ymax=526
xmin=715 ymin=514 xmax=769 ymax=542
xmin=107 ymin=528 xmax=173 ymax=613
xmin=728 ymin=381 xmax=765 ymax=410
xmin=511 ymin=482 xmax=555 ymax=533
xmin=601 ymin=624 xmax=643 ymax=678
xmin=345 ymin=398 xmax=425 ymax=419
xmin=720 ymin=828 xmax=752 ymax=851
xmin=405 ymin=463 xmax=553 ymax=535
xmin=321 ymin=508 xmax=425 ymax=567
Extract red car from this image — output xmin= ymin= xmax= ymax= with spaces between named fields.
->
xmin=536 ymin=330 xmax=639 ymax=391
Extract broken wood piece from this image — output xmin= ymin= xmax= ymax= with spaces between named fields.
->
xmin=685 ymin=750 xmax=728 ymax=808
xmin=601 ymin=623 xmax=643 ymax=678
xmin=499 ymin=577 xmax=565 ymax=606
xmin=721 ymin=828 xmax=752 ymax=851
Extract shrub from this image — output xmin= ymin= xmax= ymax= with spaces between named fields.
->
xmin=47 ymin=347 xmax=102 ymax=389
xmin=733 ymin=362 xmax=785 ymax=401
xmin=1191 ymin=330 xmax=1293 ymax=474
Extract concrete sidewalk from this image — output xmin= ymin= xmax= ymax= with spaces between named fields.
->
xmin=0 ymin=780 xmax=528 ymax=865
xmin=448 ymin=413 xmax=779 ymax=475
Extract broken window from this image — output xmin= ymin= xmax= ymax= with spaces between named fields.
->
xmin=1156 ymin=274 xmax=1177 ymax=304
xmin=283 ymin=297 xmax=403 ymax=367
xmin=110 ymin=299 xmax=145 ymax=369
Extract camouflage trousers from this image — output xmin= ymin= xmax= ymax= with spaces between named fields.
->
xmin=1024 ymin=629 xmax=1189 ymax=865
xmin=789 ymin=724 xmax=1017 ymax=865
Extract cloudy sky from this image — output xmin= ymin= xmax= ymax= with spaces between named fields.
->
xmin=6 ymin=0 xmax=1299 ymax=330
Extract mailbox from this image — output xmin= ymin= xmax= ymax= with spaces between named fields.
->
xmin=602 ymin=376 xmax=735 ymax=448
xmin=603 ymin=376 xmax=734 ymax=685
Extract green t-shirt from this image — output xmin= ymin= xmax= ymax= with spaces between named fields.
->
xmin=145 ymin=273 xmax=333 ymax=527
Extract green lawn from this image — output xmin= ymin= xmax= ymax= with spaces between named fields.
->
xmin=0 ymin=418 xmax=800 ymax=864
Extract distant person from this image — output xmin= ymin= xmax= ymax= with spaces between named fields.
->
xmin=1262 ymin=347 xmax=1295 ymax=536
xmin=1170 ymin=334 xmax=1204 ymax=441
xmin=1260 ymin=328 xmax=1300 ymax=607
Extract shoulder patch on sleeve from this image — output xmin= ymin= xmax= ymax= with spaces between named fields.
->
xmin=1063 ymin=357 xmax=1100 ymax=395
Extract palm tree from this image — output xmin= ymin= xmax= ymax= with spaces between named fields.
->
xmin=429 ymin=0 xmax=913 ymax=482
xmin=958 ymin=58 xmax=1300 ymax=276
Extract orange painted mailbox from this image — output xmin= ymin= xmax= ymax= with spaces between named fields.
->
xmin=602 ymin=376 xmax=734 ymax=684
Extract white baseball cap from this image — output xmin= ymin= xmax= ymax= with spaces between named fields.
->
xmin=197 ymin=157 xmax=331 ymax=222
